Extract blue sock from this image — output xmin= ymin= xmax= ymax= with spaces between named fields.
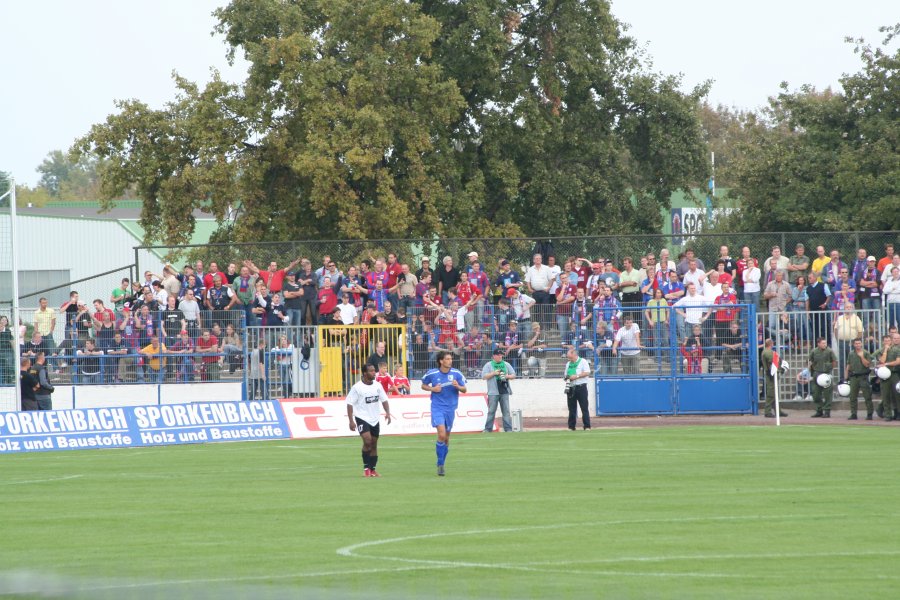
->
xmin=436 ymin=441 xmax=448 ymax=466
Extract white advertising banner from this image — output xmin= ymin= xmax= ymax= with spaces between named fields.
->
xmin=279 ymin=394 xmax=493 ymax=439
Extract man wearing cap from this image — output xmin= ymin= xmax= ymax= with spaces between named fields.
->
xmin=808 ymin=337 xmax=837 ymax=418
xmin=482 ymin=347 xmax=517 ymax=433
xmin=787 ymin=244 xmax=810 ymax=288
xmin=507 ymin=287 xmax=535 ymax=338
xmin=465 ymin=251 xmax=479 ymax=274
xmin=415 ymin=257 xmax=432 ymax=281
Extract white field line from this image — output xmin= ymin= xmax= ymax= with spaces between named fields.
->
xmin=0 ymin=474 xmax=83 ymax=486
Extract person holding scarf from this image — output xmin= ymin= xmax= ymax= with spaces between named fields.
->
xmin=482 ymin=348 xmax=517 ymax=433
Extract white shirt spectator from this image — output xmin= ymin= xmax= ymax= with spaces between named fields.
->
xmin=614 ymin=324 xmax=641 ymax=356
xmin=682 ymin=268 xmax=704 ymax=289
xmin=701 ymin=282 xmax=722 ymax=303
xmin=884 ymin=275 xmax=900 ymax=303
xmin=674 ymin=292 xmax=708 ymax=325
xmin=511 ymin=293 xmax=535 ymax=320
xmin=743 ymin=266 xmax=761 ymax=293
xmin=524 ymin=265 xmax=554 ymax=292
xmin=337 ymin=302 xmax=359 ymax=325
xmin=179 ymin=298 xmax=201 ymax=321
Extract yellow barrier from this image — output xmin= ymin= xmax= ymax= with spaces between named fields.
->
xmin=317 ymin=323 xmax=407 ymax=396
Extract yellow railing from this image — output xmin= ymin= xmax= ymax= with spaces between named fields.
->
xmin=316 ymin=323 xmax=407 ymax=396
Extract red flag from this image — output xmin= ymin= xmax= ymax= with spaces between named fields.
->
xmin=772 ymin=351 xmax=780 ymax=369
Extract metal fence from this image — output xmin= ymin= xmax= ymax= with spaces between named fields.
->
xmin=136 ymin=231 xmax=899 ymax=281
xmin=757 ymin=306 xmax=891 ymax=403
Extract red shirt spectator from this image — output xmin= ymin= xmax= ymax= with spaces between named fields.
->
xmin=203 ymin=271 xmax=227 ymax=290
xmin=713 ymin=292 xmax=739 ymax=322
xmin=317 ymin=286 xmax=338 ymax=317
xmin=375 ymin=371 xmax=394 ymax=394
xmin=196 ymin=332 xmax=219 ymax=364
xmin=455 ymin=276 xmax=478 ymax=306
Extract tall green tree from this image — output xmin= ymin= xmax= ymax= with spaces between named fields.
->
xmin=723 ymin=24 xmax=900 ymax=232
xmin=75 ymin=0 xmax=710 ymax=245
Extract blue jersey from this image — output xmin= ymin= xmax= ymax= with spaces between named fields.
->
xmin=422 ymin=368 xmax=466 ymax=409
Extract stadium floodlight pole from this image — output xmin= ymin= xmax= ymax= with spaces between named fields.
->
xmin=8 ymin=177 xmax=22 ymax=411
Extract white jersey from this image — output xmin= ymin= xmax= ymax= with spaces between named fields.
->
xmin=346 ymin=380 xmax=389 ymax=426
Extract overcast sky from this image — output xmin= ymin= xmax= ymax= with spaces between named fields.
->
xmin=0 ymin=0 xmax=891 ymax=187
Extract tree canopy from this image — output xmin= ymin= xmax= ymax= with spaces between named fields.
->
xmin=717 ymin=24 xmax=900 ymax=233
xmin=74 ymin=0 xmax=713 ymax=245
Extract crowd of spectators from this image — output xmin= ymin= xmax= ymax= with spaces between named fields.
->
xmin=3 ymin=241 xmax=899 ymax=387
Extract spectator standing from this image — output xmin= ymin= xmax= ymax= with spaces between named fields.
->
xmin=884 ymin=267 xmax=900 ymax=328
xmin=849 ymin=248 xmax=869 ymax=286
xmin=251 ymin=258 xmax=300 ymax=295
xmin=296 ymin=259 xmax=320 ymax=323
xmin=205 ymin=275 xmax=237 ymax=329
xmin=482 ymin=348 xmax=516 ymax=433
xmin=674 ymin=283 xmax=707 ymax=342
xmin=196 ymin=329 xmax=220 ymax=381
xmin=247 ymin=338 xmax=268 ymax=400
xmin=676 ymin=248 xmax=705 ymax=279
xmin=110 ymin=278 xmax=131 ymax=311
xmin=787 ymin=244 xmax=810 ymax=287
xmin=282 ymin=271 xmax=304 ymax=327
xmin=763 ymin=246 xmax=790 ymax=276
xmin=742 ymin=259 xmax=761 ymax=309
xmin=789 ymin=276 xmax=811 ymax=348
xmin=233 ymin=265 xmax=258 ymax=327
xmin=394 ymin=264 xmax=418 ymax=314
xmin=763 ymin=269 xmax=791 ymax=338
xmin=33 ymin=297 xmax=57 ymax=354
xmin=856 ymin=256 xmax=881 ymax=332
xmin=735 ymin=246 xmax=755 ymax=300
xmin=877 ymin=243 xmax=895 ymax=274
xmin=0 ymin=316 xmax=14 ymax=384
xmin=645 ymin=288 xmax=669 ymax=360
xmin=822 ymin=250 xmax=847 ymax=289
xmin=76 ymin=339 xmax=104 ymax=384
xmin=415 ymin=257 xmax=432 ymax=282
xmin=806 ymin=270 xmax=832 ymax=343
xmin=833 ymin=305 xmax=863 ymax=379
xmin=613 ymin=313 xmax=641 ymax=374
xmin=524 ymin=253 xmax=554 ymax=332
xmin=506 ymin=288 xmax=535 ymax=339
xmin=316 ymin=277 xmax=339 ymax=325
xmin=618 ymin=257 xmax=642 ymax=314
xmin=811 ymin=246 xmax=830 ymax=282
xmin=435 ymin=256 xmax=461 ymax=305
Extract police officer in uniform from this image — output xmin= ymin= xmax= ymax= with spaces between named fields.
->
xmin=808 ymin=337 xmax=837 ymax=418
xmin=760 ymin=339 xmax=788 ymax=418
xmin=874 ymin=335 xmax=892 ymax=418
xmin=878 ymin=333 xmax=900 ymax=421
xmin=844 ymin=339 xmax=873 ymax=420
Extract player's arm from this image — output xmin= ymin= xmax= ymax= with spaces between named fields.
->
xmin=346 ymin=397 xmax=356 ymax=431
xmin=451 ymin=374 xmax=467 ymax=394
xmin=380 ymin=389 xmax=393 ymax=424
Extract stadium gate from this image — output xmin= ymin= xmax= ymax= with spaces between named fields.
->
xmin=593 ymin=304 xmax=758 ymax=415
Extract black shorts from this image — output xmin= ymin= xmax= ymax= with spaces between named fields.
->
xmin=355 ymin=418 xmax=380 ymax=437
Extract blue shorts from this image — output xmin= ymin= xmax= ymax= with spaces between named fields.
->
xmin=431 ymin=406 xmax=456 ymax=431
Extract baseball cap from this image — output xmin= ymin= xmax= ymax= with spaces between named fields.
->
xmin=286 ymin=271 xmax=296 ymax=277
xmin=795 ymin=242 xmax=804 ymax=249
xmin=867 ymin=256 xmax=877 ymax=262
xmin=492 ymin=348 xmax=503 ymax=355
xmin=506 ymin=288 xmax=517 ymax=297
xmin=180 ymin=330 xmax=188 ymax=335
xmin=467 ymin=251 xmax=479 ymax=258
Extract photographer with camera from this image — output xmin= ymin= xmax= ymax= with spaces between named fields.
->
xmin=482 ymin=348 xmax=517 ymax=433
xmin=564 ymin=347 xmax=592 ymax=430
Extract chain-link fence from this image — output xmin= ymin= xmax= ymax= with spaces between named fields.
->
xmin=136 ymin=231 xmax=899 ymax=279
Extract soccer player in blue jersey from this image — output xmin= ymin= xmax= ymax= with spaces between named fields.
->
xmin=421 ymin=350 xmax=467 ymax=476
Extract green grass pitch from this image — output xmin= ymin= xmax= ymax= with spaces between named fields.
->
xmin=2 ymin=425 xmax=898 ymax=599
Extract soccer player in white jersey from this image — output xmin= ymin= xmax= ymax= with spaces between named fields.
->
xmin=346 ymin=363 xmax=393 ymax=477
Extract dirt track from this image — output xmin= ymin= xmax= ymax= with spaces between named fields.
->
xmin=523 ymin=411 xmax=899 ymax=430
